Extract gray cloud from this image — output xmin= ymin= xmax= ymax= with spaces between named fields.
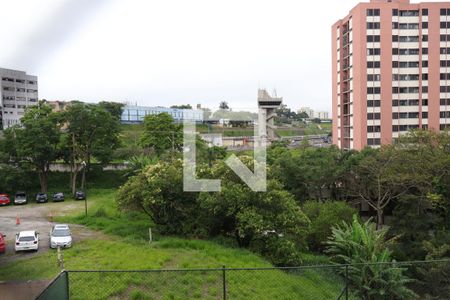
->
xmin=5 ymin=0 xmax=109 ymax=69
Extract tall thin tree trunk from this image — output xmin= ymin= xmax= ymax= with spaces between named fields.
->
xmin=38 ymin=170 xmax=48 ymax=193
xmin=71 ymin=166 xmax=78 ymax=195
xmin=376 ymin=209 xmax=383 ymax=230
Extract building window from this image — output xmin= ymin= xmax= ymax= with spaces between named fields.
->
xmin=393 ymin=35 xmax=399 ymax=42
xmin=367 ymin=100 xmax=381 ymax=107
xmin=367 ymin=87 xmax=381 ymax=94
xmin=440 ymin=47 xmax=450 ymax=54
xmin=441 ymin=8 xmax=448 ymax=16
xmin=367 ymin=74 xmax=381 ymax=81
xmin=422 ymin=35 xmax=428 ymax=42
xmin=423 ymin=99 xmax=428 ymax=106
xmin=422 ymin=86 xmax=428 ymax=93
xmin=392 ymin=112 xmax=419 ymax=119
xmin=367 ymin=22 xmax=380 ymax=29
xmin=400 ymin=10 xmax=419 ymax=17
xmin=393 ymin=9 xmax=398 ymax=16
xmin=440 ymin=111 xmax=450 ymax=118
xmin=392 ymin=61 xmax=419 ymax=68
xmin=422 ymin=22 xmax=428 ymax=29
xmin=393 ymin=74 xmax=419 ymax=81
xmin=367 ymin=61 xmax=381 ymax=68
xmin=367 ymin=126 xmax=381 ymax=133
xmin=440 ymin=73 xmax=448 ymax=80
xmin=422 ymin=8 xmax=428 ymax=16
xmin=367 ymin=35 xmax=381 ymax=42
xmin=367 ymin=138 xmax=381 ymax=146
xmin=398 ymin=48 xmax=419 ymax=55
xmin=422 ymin=112 xmax=428 ymax=118
xmin=367 ymin=48 xmax=381 ymax=55
xmin=422 ymin=61 xmax=429 ymax=68
xmin=423 ymin=48 xmax=428 ymax=54
xmin=399 ymin=23 xmax=419 ymax=30
xmin=367 ymin=113 xmax=381 ymax=120
xmin=393 ymin=87 xmax=420 ymax=94
xmin=399 ymin=36 xmax=419 ymax=42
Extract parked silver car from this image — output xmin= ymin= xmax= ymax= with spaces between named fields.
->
xmin=50 ymin=224 xmax=72 ymax=249
xmin=14 ymin=191 xmax=27 ymax=205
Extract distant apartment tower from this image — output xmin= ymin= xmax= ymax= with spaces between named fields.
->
xmin=0 ymin=68 xmax=38 ymax=129
xmin=299 ymin=107 xmax=315 ymax=118
xmin=45 ymin=100 xmax=69 ymax=112
xmin=315 ymin=111 xmax=330 ymax=119
xmin=332 ymin=0 xmax=450 ymax=150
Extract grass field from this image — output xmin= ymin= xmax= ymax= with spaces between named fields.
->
xmin=0 ymin=187 xmax=345 ymax=299
xmin=0 ymin=237 xmax=344 ymax=299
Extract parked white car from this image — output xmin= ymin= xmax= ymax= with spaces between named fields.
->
xmin=50 ymin=224 xmax=72 ymax=249
xmin=15 ymin=230 xmax=39 ymax=252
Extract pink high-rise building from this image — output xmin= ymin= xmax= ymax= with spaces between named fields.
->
xmin=332 ymin=0 xmax=450 ymax=150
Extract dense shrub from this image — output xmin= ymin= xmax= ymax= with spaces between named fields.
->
xmin=302 ymin=200 xmax=356 ymax=252
xmin=117 ymin=156 xmax=311 ymax=266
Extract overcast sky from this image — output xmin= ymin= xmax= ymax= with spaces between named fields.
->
xmin=0 ymin=0 xmax=439 ymax=112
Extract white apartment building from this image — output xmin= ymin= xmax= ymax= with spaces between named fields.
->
xmin=299 ymin=107 xmax=314 ymax=118
xmin=315 ymin=111 xmax=330 ymax=119
xmin=0 ymin=68 xmax=38 ymax=129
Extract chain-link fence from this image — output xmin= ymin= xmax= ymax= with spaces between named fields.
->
xmin=36 ymin=260 xmax=450 ymax=300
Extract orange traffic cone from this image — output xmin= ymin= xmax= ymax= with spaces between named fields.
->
xmin=16 ymin=214 xmax=20 ymax=225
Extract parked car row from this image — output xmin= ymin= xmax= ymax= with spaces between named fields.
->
xmin=0 ymin=191 xmax=86 ymax=206
xmin=0 ymin=224 xmax=73 ymax=254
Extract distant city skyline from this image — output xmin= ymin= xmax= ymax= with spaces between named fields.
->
xmin=0 ymin=0 xmax=443 ymax=112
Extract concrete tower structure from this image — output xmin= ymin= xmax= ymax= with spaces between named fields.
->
xmin=257 ymin=89 xmax=282 ymax=140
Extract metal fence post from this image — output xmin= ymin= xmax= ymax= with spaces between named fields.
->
xmin=345 ymin=265 xmax=349 ymax=300
xmin=222 ymin=266 xmax=227 ymax=300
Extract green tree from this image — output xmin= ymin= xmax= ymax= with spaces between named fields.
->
xmin=63 ymin=102 xmax=121 ymax=193
xmin=345 ymin=146 xmax=419 ymax=229
xmin=302 ymin=200 xmax=356 ymax=252
xmin=198 ymin=156 xmax=310 ymax=265
xmin=272 ymin=146 xmax=344 ymax=201
xmin=219 ymin=101 xmax=229 ymax=110
xmin=117 ymin=155 xmax=310 ymax=265
xmin=170 ymin=104 xmax=192 ymax=109
xmin=326 ymin=216 xmax=416 ymax=300
xmin=124 ymin=155 xmax=158 ymax=177
xmin=139 ymin=113 xmax=182 ymax=155
xmin=297 ymin=111 xmax=309 ymax=119
xmin=117 ymin=158 xmax=204 ymax=235
xmin=98 ymin=101 xmax=125 ymax=120
xmin=4 ymin=102 xmax=62 ymax=192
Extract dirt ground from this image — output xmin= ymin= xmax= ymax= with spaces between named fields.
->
xmin=0 ymin=200 xmax=100 ymax=299
xmin=0 ymin=280 xmax=51 ymax=300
